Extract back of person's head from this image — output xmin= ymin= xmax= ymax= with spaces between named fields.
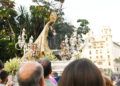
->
xmin=0 ymin=60 xmax=4 ymax=70
xmin=58 ymin=58 xmax=105 ymax=86
xmin=104 ymin=76 xmax=113 ymax=86
xmin=52 ymin=72 xmax=60 ymax=82
xmin=0 ymin=70 xmax=8 ymax=84
xmin=52 ymin=72 xmax=58 ymax=78
xmin=17 ymin=61 xmax=44 ymax=86
xmin=38 ymin=58 xmax=52 ymax=78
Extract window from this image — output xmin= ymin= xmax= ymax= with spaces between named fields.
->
xmin=89 ymin=51 xmax=91 ymax=54
xmin=89 ymin=39 xmax=91 ymax=42
xmin=117 ymin=68 xmax=119 ymax=71
xmin=89 ymin=45 xmax=91 ymax=48
xmin=96 ymin=56 xmax=98 ymax=58
xmin=96 ymin=50 xmax=98 ymax=54
xmin=108 ymin=55 xmax=110 ymax=58
xmin=98 ymin=61 xmax=102 ymax=65
xmin=94 ymin=43 xmax=96 ymax=46
xmin=106 ymin=38 xmax=108 ymax=41
xmin=100 ymin=50 xmax=102 ymax=53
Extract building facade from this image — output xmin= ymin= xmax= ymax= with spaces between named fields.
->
xmin=82 ymin=27 xmax=120 ymax=73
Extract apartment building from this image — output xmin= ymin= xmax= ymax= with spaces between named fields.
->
xmin=82 ymin=27 xmax=120 ymax=73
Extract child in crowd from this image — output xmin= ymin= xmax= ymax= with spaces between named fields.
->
xmin=38 ymin=58 xmax=57 ymax=86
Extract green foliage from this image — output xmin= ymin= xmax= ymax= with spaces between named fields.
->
xmin=54 ymin=0 xmax=65 ymax=3
xmin=16 ymin=6 xmax=31 ymax=40
xmin=4 ymin=58 xmax=21 ymax=75
xmin=54 ymin=22 xmax=74 ymax=48
xmin=0 ymin=39 xmax=10 ymax=61
xmin=77 ymin=19 xmax=90 ymax=35
xmin=72 ymin=51 xmax=82 ymax=59
xmin=7 ymin=42 xmax=17 ymax=57
xmin=114 ymin=57 xmax=120 ymax=63
xmin=104 ymin=68 xmax=113 ymax=76
xmin=30 ymin=0 xmax=54 ymax=39
xmin=45 ymin=53 xmax=57 ymax=61
xmin=0 ymin=0 xmax=17 ymax=42
xmin=0 ymin=39 xmax=17 ymax=62
xmin=29 ymin=5 xmax=51 ymax=39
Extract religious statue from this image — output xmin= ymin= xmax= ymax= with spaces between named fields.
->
xmin=22 ymin=11 xmax=58 ymax=60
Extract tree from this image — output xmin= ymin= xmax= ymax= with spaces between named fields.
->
xmin=54 ymin=21 xmax=74 ymax=48
xmin=77 ymin=19 xmax=90 ymax=36
xmin=0 ymin=0 xmax=19 ymax=62
xmin=16 ymin=6 xmax=31 ymax=40
xmin=30 ymin=5 xmax=51 ymax=39
xmin=31 ymin=0 xmax=54 ymax=39
xmin=0 ymin=0 xmax=17 ymax=41
xmin=114 ymin=57 xmax=120 ymax=63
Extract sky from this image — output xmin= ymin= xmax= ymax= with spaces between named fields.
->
xmin=15 ymin=0 xmax=120 ymax=42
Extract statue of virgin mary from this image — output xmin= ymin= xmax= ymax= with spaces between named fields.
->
xmin=22 ymin=12 xmax=58 ymax=60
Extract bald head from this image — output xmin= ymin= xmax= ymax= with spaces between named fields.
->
xmin=17 ymin=61 xmax=44 ymax=86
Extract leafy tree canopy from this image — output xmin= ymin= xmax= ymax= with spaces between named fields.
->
xmin=77 ymin=19 xmax=90 ymax=35
xmin=114 ymin=57 xmax=120 ymax=63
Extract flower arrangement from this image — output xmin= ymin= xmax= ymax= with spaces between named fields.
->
xmin=4 ymin=57 xmax=22 ymax=75
xmin=45 ymin=52 xmax=57 ymax=61
xmin=72 ymin=51 xmax=81 ymax=59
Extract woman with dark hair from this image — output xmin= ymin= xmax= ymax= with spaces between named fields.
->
xmin=58 ymin=58 xmax=105 ymax=86
xmin=38 ymin=58 xmax=57 ymax=86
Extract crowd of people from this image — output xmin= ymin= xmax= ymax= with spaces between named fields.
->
xmin=0 ymin=58 xmax=120 ymax=86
